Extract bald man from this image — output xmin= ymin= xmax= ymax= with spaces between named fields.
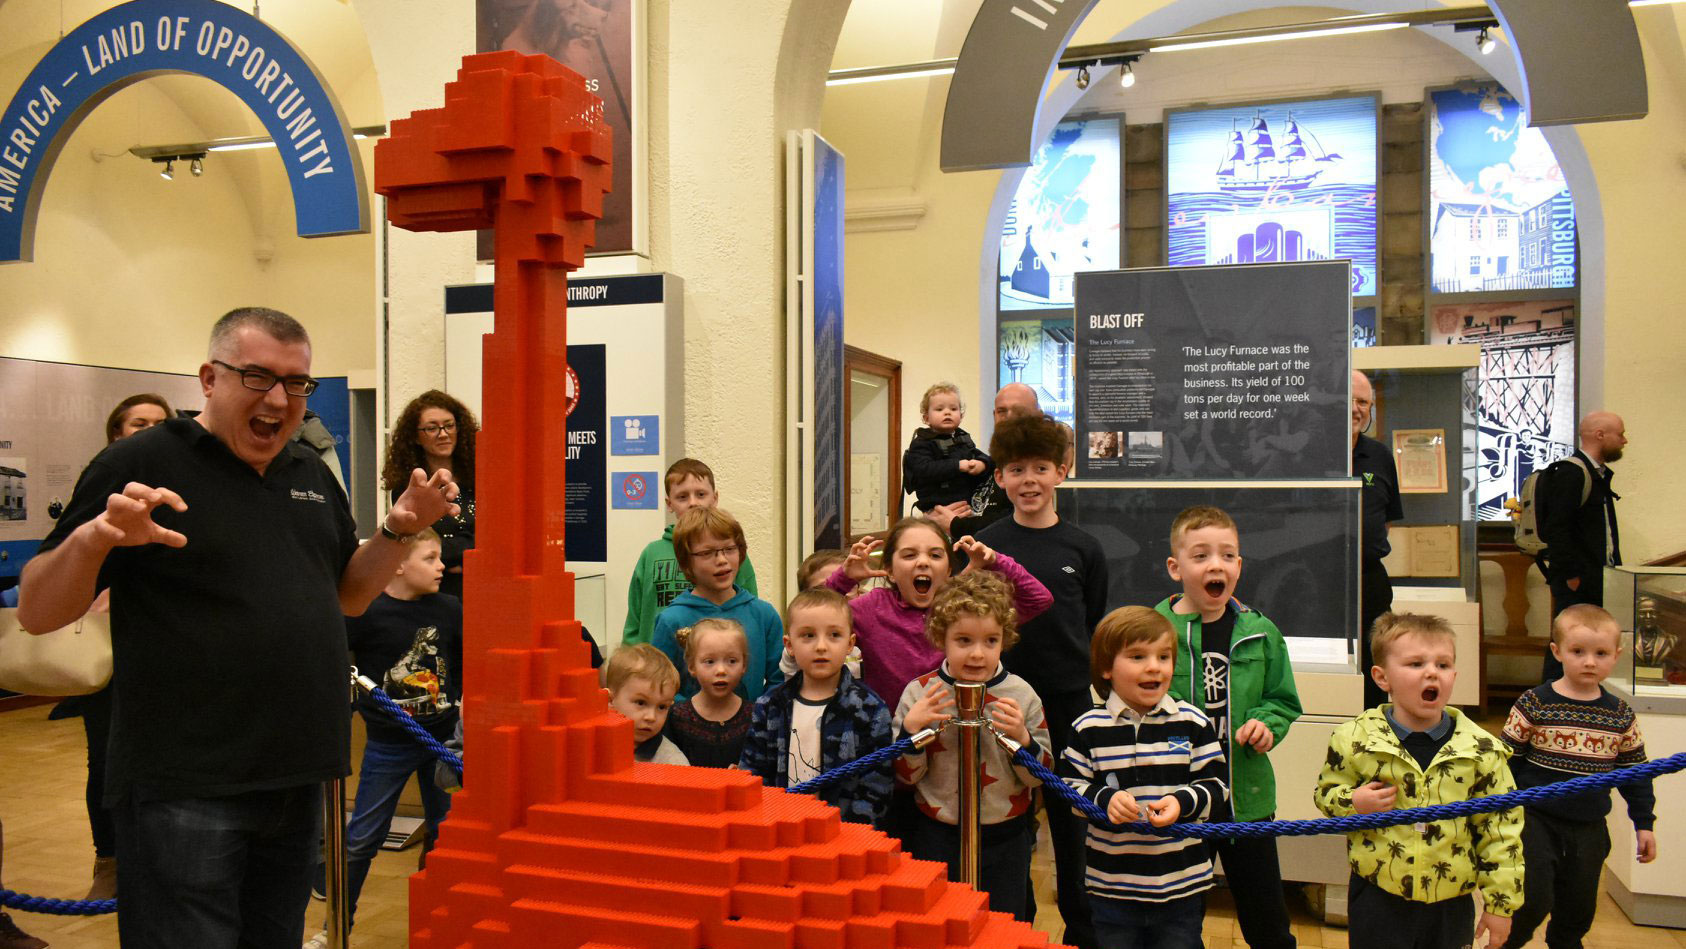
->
xmin=1352 ymin=370 xmax=1404 ymax=709
xmin=1537 ymin=411 xmax=1627 ymax=680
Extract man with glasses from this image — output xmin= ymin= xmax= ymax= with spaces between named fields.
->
xmin=19 ymin=307 xmax=459 ymax=948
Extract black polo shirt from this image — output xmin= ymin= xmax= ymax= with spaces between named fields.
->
xmin=39 ymin=418 xmax=359 ymax=803
xmin=1353 ymin=434 xmax=1404 ymax=563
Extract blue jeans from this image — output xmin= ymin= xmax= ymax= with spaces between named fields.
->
xmin=112 ymin=784 xmax=321 ymax=949
xmin=1091 ymin=892 xmax=1207 ymax=949
xmin=343 ymin=735 xmax=453 ymax=923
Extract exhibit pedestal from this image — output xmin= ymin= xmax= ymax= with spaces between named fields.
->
xmin=1603 ymin=680 xmax=1686 ymax=929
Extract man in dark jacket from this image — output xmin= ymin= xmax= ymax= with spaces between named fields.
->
xmin=1538 ymin=410 xmax=1627 ymax=679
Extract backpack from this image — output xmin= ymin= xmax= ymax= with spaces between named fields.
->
xmin=1512 ymin=455 xmax=1591 ymax=556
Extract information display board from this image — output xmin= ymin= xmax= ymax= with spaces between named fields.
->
xmin=1073 ymin=261 xmax=1351 ymax=481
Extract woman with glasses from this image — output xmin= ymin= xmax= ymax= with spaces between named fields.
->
xmin=381 ymin=391 xmax=478 ymax=600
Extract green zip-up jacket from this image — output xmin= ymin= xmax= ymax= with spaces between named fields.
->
xmin=1314 ymin=707 xmax=1524 ymax=914
xmin=621 ymin=525 xmax=758 ymax=647
xmin=1156 ymin=595 xmax=1302 ymax=821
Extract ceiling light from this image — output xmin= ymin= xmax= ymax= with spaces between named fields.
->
xmin=1478 ymin=27 xmax=1497 ymax=54
xmin=159 ymin=159 xmax=173 ymax=180
xmin=824 ymin=63 xmax=956 ymax=87
xmin=1076 ymin=66 xmax=1090 ymax=89
xmin=1150 ymin=21 xmax=1407 ymax=53
xmin=190 ymin=156 xmax=204 ymax=177
xmin=1120 ymin=64 xmax=1136 ymax=88
xmin=130 ymin=125 xmax=386 ymax=160
xmin=1629 ymin=0 xmax=1686 ymax=6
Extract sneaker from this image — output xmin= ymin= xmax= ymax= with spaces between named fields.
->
xmin=302 ymin=931 xmax=329 ymax=949
xmin=86 ymin=855 xmax=118 ymax=902
xmin=0 ymin=912 xmax=47 ymax=949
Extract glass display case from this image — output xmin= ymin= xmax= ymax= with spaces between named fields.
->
xmin=1606 ymin=565 xmax=1686 ymax=696
xmin=1355 ymin=345 xmax=1481 ymax=600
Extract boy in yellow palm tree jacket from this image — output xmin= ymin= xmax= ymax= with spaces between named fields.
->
xmin=1315 ymin=613 xmax=1524 ymax=949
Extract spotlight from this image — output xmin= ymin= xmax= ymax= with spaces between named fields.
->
xmin=1076 ymin=66 xmax=1090 ymax=90
xmin=160 ymin=159 xmax=174 ymax=180
xmin=1478 ymin=27 xmax=1496 ymax=54
xmin=1119 ymin=62 xmax=1136 ymax=88
xmin=190 ymin=156 xmax=204 ymax=177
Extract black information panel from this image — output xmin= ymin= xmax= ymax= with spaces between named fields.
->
xmin=1074 ymin=261 xmax=1351 ymax=480
xmin=1056 ymin=484 xmax=1359 ymax=643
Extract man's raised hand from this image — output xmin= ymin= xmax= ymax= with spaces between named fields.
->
xmin=389 ymin=468 xmax=460 ymax=534
xmin=91 ymin=483 xmax=189 ymax=550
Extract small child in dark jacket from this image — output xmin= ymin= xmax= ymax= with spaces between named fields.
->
xmin=739 ymin=589 xmax=895 ymax=825
xmin=902 ymin=382 xmax=993 ymax=514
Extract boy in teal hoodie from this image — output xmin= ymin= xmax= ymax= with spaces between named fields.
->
xmin=652 ymin=506 xmax=783 ymax=701
xmin=1155 ymin=505 xmax=1302 ymax=949
xmin=623 ymin=458 xmax=758 ymax=647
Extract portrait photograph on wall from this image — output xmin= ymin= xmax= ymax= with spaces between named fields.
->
xmin=1429 ymin=298 xmax=1577 ymax=519
xmin=1166 ymin=94 xmax=1379 ymax=297
xmin=479 ymin=0 xmax=638 ymax=254
xmin=997 ymin=115 xmax=1122 ymax=312
xmin=1427 ymin=81 xmax=1577 ymax=295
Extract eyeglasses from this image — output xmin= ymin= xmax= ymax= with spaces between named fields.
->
xmin=212 ymin=360 xmax=319 ymax=397
xmin=419 ymin=422 xmax=458 ymax=437
xmin=688 ymin=545 xmax=739 ymax=562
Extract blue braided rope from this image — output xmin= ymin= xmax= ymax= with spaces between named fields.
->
xmin=0 ymin=889 xmax=115 ymax=915
xmin=362 ymin=685 xmax=464 ymax=778
xmin=788 ymin=735 xmax=920 ymax=795
xmin=1016 ymin=746 xmax=1686 ymax=839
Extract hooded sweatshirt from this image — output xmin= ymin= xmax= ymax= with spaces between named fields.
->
xmin=651 ymin=586 xmax=783 ymax=700
xmin=622 ymin=524 xmax=758 ymax=646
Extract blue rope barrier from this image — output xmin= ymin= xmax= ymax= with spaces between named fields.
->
xmin=361 ymin=683 xmax=464 ymax=779
xmin=789 ymin=735 xmax=920 ymax=794
xmin=1015 ymin=746 xmax=1686 ymax=840
xmin=0 ymin=890 xmax=114 ymax=915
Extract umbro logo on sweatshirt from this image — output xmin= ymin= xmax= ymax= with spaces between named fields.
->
xmin=1062 ymin=565 xmax=1077 ymax=574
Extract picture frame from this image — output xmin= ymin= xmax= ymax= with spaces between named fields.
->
xmin=1393 ymin=427 xmax=1448 ymax=494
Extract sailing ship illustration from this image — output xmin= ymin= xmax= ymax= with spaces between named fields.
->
xmin=1217 ymin=110 xmax=1342 ymax=192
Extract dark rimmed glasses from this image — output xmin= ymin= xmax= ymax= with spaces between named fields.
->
xmin=212 ymin=360 xmax=319 ymax=397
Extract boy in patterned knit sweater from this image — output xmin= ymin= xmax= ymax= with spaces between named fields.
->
xmin=1499 ymin=603 xmax=1657 ymax=949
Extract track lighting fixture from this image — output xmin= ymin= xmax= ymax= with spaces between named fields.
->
xmin=1477 ymin=27 xmax=1496 ymax=54
xmin=1075 ymin=66 xmax=1090 ymax=89
xmin=191 ymin=157 xmax=204 ymax=177
xmin=159 ymin=159 xmax=173 ymax=180
xmin=1119 ymin=62 xmax=1136 ymax=88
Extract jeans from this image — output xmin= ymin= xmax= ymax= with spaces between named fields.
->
xmin=343 ymin=736 xmax=454 ymax=923
xmin=1210 ymin=828 xmax=1296 ymax=949
xmin=1501 ymin=809 xmax=1611 ymax=949
xmin=911 ymin=812 xmax=1035 ymax=921
xmin=1348 ymin=871 xmax=1475 ymax=949
xmin=1091 ymin=892 xmax=1206 ymax=949
xmin=112 ymin=784 xmax=321 ymax=949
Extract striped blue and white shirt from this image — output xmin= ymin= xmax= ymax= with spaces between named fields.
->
xmin=1059 ymin=691 xmax=1228 ymax=903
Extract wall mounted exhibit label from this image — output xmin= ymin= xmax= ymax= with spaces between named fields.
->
xmin=1166 ymin=95 xmax=1378 ymax=297
xmin=611 ymin=471 xmax=658 ymax=510
xmin=0 ymin=0 xmax=367 ymax=263
xmin=610 ymin=415 xmax=658 ymax=455
xmin=1073 ymin=261 xmax=1351 ymax=481
xmin=565 ymin=345 xmax=607 ymax=562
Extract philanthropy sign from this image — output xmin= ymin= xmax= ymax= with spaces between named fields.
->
xmin=0 ymin=0 xmax=367 ymax=262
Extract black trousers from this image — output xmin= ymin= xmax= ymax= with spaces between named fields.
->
xmin=1349 ymin=872 xmax=1475 ymax=949
xmin=1211 ymin=830 xmax=1297 ymax=949
xmin=1501 ymin=809 xmax=1610 ymax=949
xmin=1360 ymin=561 xmax=1394 ymax=709
xmin=1038 ymin=688 xmax=1098 ymax=949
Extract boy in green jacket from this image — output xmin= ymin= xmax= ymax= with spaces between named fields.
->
xmin=622 ymin=458 xmax=758 ymax=646
xmin=1155 ymin=505 xmax=1302 ymax=949
xmin=1315 ymin=612 xmax=1522 ymax=949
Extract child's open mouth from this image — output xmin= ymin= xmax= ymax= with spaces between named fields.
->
xmin=912 ymin=575 xmax=933 ymax=595
xmin=1204 ymin=579 xmax=1226 ymax=599
xmin=1422 ymin=685 xmax=1440 ymax=702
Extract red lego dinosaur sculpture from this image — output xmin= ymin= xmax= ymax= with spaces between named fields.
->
xmin=374 ymin=50 xmax=1061 ymax=949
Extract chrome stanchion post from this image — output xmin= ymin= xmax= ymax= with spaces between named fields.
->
xmin=953 ymin=680 xmax=987 ymax=888
xmin=324 ymin=670 xmax=358 ymax=949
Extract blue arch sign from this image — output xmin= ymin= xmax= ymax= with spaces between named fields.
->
xmin=0 ymin=0 xmax=367 ymax=263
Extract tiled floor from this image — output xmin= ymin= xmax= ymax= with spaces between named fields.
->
xmin=2 ymin=702 xmax=1680 ymax=948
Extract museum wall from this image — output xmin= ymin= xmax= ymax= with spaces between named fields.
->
xmin=0 ymin=1 xmax=383 ymax=378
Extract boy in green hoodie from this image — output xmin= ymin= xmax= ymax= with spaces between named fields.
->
xmin=1155 ymin=505 xmax=1302 ymax=949
xmin=622 ymin=458 xmax=758 ymax=647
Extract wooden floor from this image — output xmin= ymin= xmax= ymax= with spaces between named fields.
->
xmin=2 ymin=703 xmax=1681 ymax=948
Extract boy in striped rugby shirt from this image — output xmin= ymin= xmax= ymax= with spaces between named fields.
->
xmin=1060 ymin=606 xmax=1228 ymax=949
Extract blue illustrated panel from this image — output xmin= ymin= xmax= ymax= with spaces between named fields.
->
xmin=1428 ymin=83 xmax=1577 ymax=294
xmin=1167 ymin=95 xmax=1379 ymax=296
xmin=612 ymin=472 xmax=660 ymax=510
xmin=998 ymin=117 xmax=1122 ymax=311
xmin=610 ymin=415 xmax=659 ymax=455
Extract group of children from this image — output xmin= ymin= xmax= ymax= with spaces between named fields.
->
xmin=337 ymin=383 xmax=1659 ymax=949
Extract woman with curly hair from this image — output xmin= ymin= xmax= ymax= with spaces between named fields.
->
xmin=382 ymin=390 xmax=477 ymax=599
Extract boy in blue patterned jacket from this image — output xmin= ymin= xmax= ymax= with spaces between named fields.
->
xmin=738 ymin=589 xmax=895 ymax=824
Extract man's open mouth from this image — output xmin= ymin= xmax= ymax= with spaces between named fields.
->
xmin=251 ymin=416 xmax=283 ymax=438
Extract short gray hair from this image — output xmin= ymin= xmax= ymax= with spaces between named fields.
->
xmin=209 ymin=307 xmax=310 ymax=361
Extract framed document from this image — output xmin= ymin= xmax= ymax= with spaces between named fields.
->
xmin=1393 ymin=428 xmax=1448 ymax=494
